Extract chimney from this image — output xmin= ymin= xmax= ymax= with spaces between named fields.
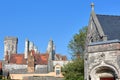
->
xmin=27 ymin=51 xmax=35 ymax=73
xmin=29 ymin=41 xmax=34 ymax=51
xmin=24 ymin=39 xmax=29 ymax=59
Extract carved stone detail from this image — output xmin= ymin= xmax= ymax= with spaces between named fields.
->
xmin=117 ymin=55 xmax=120 ymax=68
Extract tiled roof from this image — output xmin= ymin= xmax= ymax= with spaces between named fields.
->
xmin=96 ymin=14 xmax=120 ymax=40
xmin=34 ymin=53 xmax=49 ymax=65
xmin=9 ymin=54 xmax=26 ymax=64
xmin=9 ymin=52 xmax=67 ymax=65
xmin=9 ymin=53 xmax=49 ymax=65
xmin=55 ymin=54 xmax=67 ymax=61
xmin=61 ymin=56 xmax=67 ymax=61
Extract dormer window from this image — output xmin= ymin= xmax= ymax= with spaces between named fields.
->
xmin=56 ymin=67 xmax=60 ymax=75
xmin=55 ymin=64 xmax=61 ymax=76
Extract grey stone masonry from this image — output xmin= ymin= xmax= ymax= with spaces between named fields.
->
xmin=23 ymin=76 xmax=64 ymax=80
xmin=88 ymin=40 xmax=120 ymax=53
xmin=4 ymin=64 xmax=27 ymax=74
xmin=35 ymin=65 xmax=48 ymax=73
xmin=86 ymin=40 xmax=120 ymax=80
xmin=4 ymin=36 xmax=18 ymax=60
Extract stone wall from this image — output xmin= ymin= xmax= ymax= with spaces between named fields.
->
xmin=4 ymin=64 xmax=49 ymax=74
xmin=88 ymin=42 xmax=120 ymax=53
xmin=53 ymin=61 xmax=69 ymax=67
xmin=23 ymin=76 xmax=64 ymax=80
xmin=86 ymin=41 xmax=120 ymax=80
xmin=4 ymin=64 xmax=27 ymax=74
xmin=35 ymin=65 xmax=48 ymax=73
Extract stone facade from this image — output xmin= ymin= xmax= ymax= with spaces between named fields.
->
xmin=86 ymin=41 xmax=120 ymax=80
xmin=4 ymin=37 xmax=18 ymax=60
xmin=85 ymin=3 xmax=120 ymax=80
xmin=23 ymin=76 xmax=64 ymax=80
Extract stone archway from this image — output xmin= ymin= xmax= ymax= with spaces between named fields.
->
xmin=89 ymin=65 xmax=118 ymax=80
xmin=96 ymin=66 xmax=115 ymax=80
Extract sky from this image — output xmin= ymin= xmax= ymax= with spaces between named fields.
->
xmin=0 ymin=0 xmax=120 ymax=60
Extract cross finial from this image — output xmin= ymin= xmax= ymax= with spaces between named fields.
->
xmin=91 ymin=2 xmax=94 ymax=11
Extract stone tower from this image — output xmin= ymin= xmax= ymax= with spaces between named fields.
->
xmin=46 ymin=39 xmax=55 ymax=60
xmin=47 ymin=39 xmax=55 ymax=72
xmin=4 ymin=36 xmax=18 ymax=60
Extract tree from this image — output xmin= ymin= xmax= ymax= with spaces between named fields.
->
xmin=68 ymin=26 xmax=87 ymax=59
xmin=62 ymin=27 xmax=87 ymax=80
xmin=62 ymin=58 xmax=84 ymax=80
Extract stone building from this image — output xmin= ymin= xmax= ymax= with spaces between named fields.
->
xmin=2 ymin=37 xmax=68 ymax=80
xmin=85 ymin=3 xmax=120 ymax=80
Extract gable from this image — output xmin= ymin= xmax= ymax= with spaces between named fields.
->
xmin=86 ymin=11 xmax=106 ymax=44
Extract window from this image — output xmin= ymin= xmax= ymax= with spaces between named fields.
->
xmin=56 ymin=67 xmax=60 ymax=75
xmin=56 ymin=69 xmax=60 ymax=75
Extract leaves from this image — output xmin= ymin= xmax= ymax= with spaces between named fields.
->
xmin=62 ymin=26 xmax=87 ymax=80
xmin=62 ymin=58 xmax=84 ymax=80
xmin=68 ymin=26 xmax=87 ymax=59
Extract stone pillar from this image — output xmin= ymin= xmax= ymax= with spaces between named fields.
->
xmin=24 ymin=39 xmax=29 ymax=59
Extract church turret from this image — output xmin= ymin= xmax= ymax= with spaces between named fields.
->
xmin=47 ymin=39 xmax=55 ymax=72
xmin=46 ymin=39 xmax=55 ymax=60
xmin=4 ymin=36 xmax=18 ymax=60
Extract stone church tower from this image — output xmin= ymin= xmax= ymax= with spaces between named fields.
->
xmin=4 ymin=36 xmax=18 ymax=60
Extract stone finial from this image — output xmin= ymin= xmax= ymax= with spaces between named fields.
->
xmin=91 ymin=2 xmax=94 ymax=11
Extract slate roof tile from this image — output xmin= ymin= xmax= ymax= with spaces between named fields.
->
xmin=96 ymin=14 xmax=120 ymax=40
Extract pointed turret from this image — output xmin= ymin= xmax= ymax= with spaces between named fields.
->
xmin=46 ymin=39 xmax=55 ymax=60
xmin=46 ymin=39 xmax=53 ymax=53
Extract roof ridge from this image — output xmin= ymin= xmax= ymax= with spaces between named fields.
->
xmin=96 ymin=14 xmax=120 ymax=17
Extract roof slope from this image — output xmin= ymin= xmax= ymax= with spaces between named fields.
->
xmin=96 ymin=14 xmax=120 ymax=40
xmin=9 ymin=53 xmax=67 ymax=65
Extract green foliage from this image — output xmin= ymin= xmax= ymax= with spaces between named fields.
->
xmin=62 ymin=58 xmax=84 ymax=80
xmin=68 ymin=26 xmax=87 ymax=59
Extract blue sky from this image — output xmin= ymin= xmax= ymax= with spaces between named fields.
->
xmin=0 ymin=0 xmax=120 ymax=60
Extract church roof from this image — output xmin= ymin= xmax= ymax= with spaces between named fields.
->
xmin=96 ymin=14 xmax=120 ymax=40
